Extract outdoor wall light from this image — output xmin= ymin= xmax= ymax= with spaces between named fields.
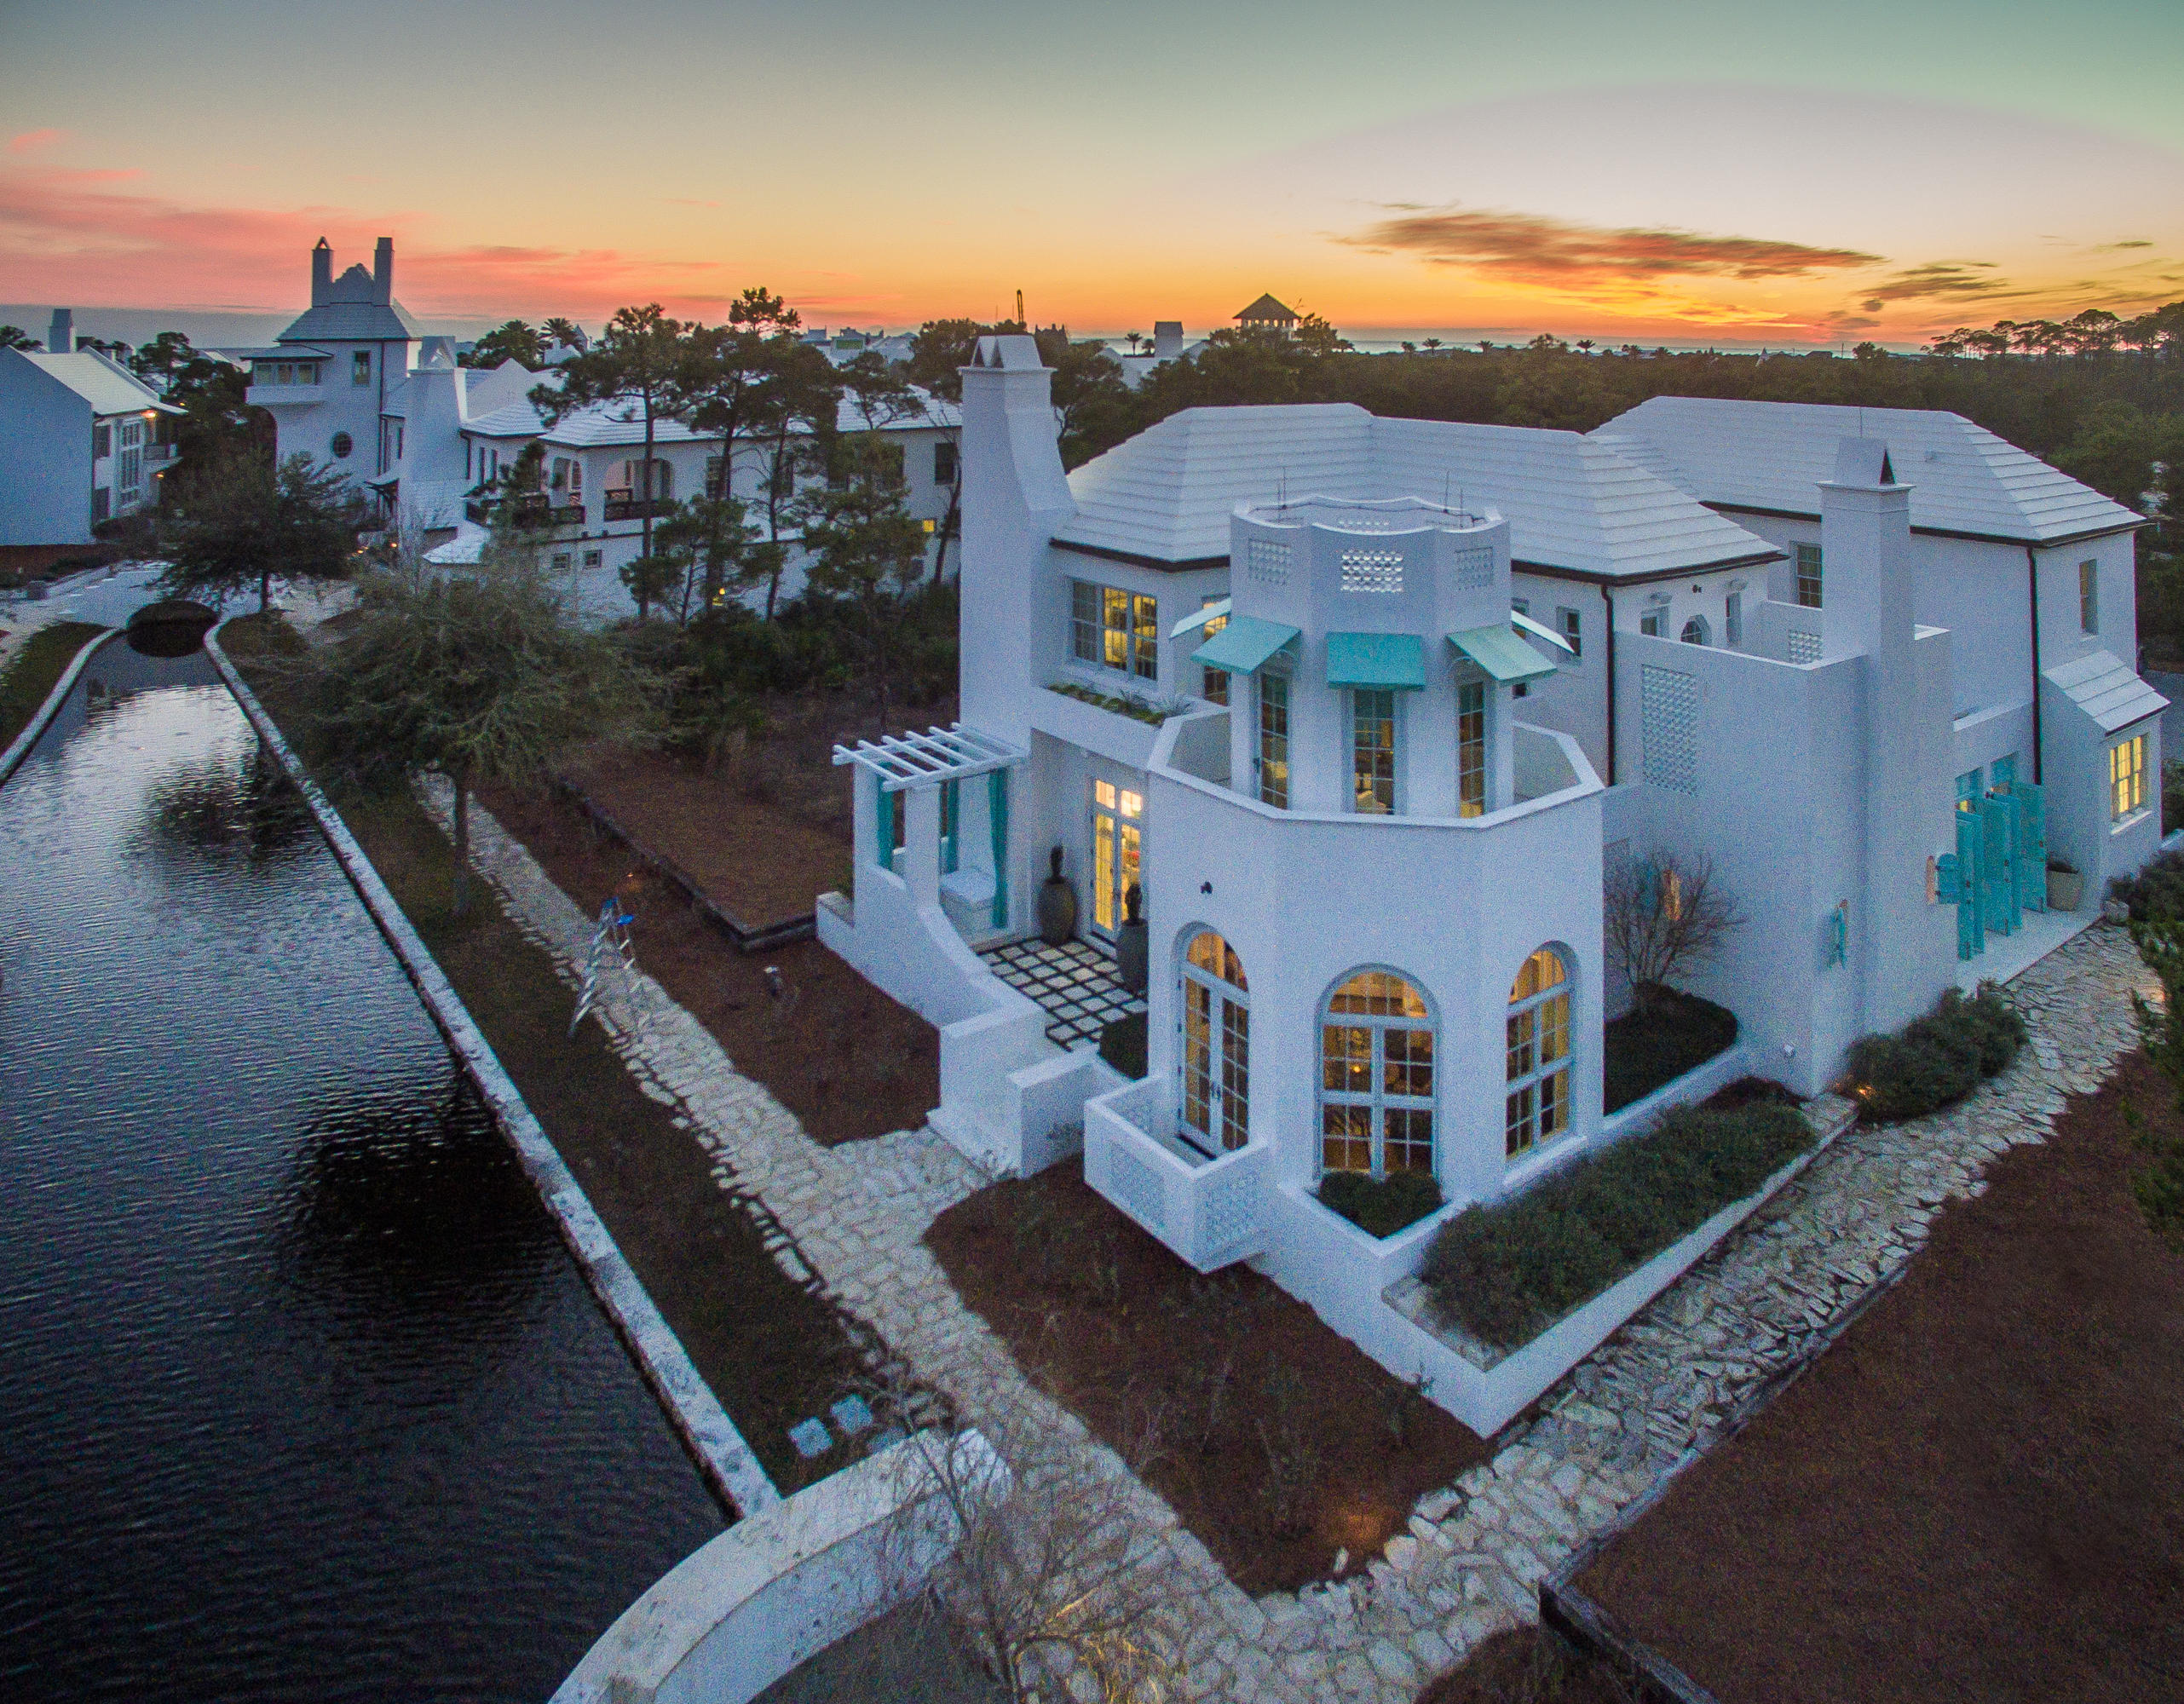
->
xmin=1200 ymin=880 xmax=1213 ymax=894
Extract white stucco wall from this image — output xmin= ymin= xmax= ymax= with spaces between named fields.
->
xmin=0 ymin=350 xmax=94 ymax=545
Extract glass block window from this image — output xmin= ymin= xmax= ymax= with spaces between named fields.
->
xmin=1457 ymin=678 xmax=1486 ymax=819
xmin=1246 ymin=538 xmax=1291 ymax=584
xmin=1786 ymin=630 xmax=1824 ymax=664
xmin=1340 ymin=549 xmax=1405 ymax=594
xmin=1180 ymin=931 xmax=1249 ymax=1155
xmin=1352 ymin=688 xmax=1397 ymax=814
xmin=1795 ymin=543 xmax=1824 ymax=608
xmin=2112 ymin=732 xmax=2147 ymax=820
xmin=2080 ymin=560 xmax=2099 ymax=635
xmin=1452 ymin=548 xmax=1493 ymax=591
xmin=1321 ymin=970 xmax=1435 ymax=1181
xmin=1640 ymin=665 xmax=1698 ymax=795
xmin=1506 ymin=947 xmax=1571 ymax=1161
xmin=1257 ymin=672 xmax=1289 ymax=808
xmin=1070 ymin=579 xmax=1158 ymax=681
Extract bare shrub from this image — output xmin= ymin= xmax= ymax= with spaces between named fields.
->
xmin=1603 ymin=849 xmax=1743 ymax=1012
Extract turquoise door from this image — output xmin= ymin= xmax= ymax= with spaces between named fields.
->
xmin=1953 ymin=810 xmax=1984 ymax=960
xmin=2010 ymin=781 xmax=2046 ymax=914
xmin=1980 ymin=794 xmax=2019 ymax=936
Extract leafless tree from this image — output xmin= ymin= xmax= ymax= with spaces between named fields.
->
xmin=878 ymin=1395 xmax=1179 ymax=1704
xmin=1603 ymin=848 xmax=1743 ymax=1013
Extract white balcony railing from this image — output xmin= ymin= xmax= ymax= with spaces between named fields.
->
xmin=1082 ymin=1073 xmax=1270 ymax=1272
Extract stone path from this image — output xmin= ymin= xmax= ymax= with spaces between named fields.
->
xmin=424 ymin=773 xmax=2156 ymax=1704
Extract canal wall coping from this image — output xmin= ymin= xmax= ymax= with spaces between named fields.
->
xmin=205 ymin=625 xmax=781 ymax=1519
xmin=553 ymin=1428 xmax=1004 ymax=1704
xmin=0 ymin=625 xmax=118 ymax=787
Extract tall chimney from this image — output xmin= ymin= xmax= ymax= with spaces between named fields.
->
xmin=1152 ymin=321 xmax=1183 ymax=361
xmin=312 ymin=238 xmax=333 ymax=303
xmin=46 ymin=308 xmax=72 ymax=353
xmin=373 ymin=237 xmax=394 ymax=305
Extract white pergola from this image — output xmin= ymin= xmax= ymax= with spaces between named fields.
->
xmin=831 ymin=723 xmax=1025 ymax=791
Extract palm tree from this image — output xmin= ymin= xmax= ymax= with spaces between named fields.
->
xmin=1422 ymin=337 xmax=1443 ymax=354
xmin=1124 ymin=330 xmax=1144 ymax=354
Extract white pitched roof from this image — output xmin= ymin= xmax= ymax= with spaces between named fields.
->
xmin=20 ymin=351 xmax=175 ymax=417
xmin=1593 ymin=397 xmax=2144 ymax=546
xmin=1055 ymin=404 xmax=1778 ymax=579
xmin=2043 ymin=648 xmax=2168 ymax=734
xmin=458 ymin=385 xmax=959 ymax=446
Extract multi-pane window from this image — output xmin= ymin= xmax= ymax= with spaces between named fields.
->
xmin=2112 ymin=733 xmax=2147 ymax=820
xmin=1180 ymin=932 xmax=1249 ymax=1155
xmin=1557 ymin=607 xmax=1582 ymax=658
xmin=1457 ymin=678 xmax=1486 ymax=818
xmin=1506 ymin=947 xmax=1571 ymax=1160
xmin=1069 ymin=579 xmax=1158 ymax=682
xmin=1639 ymin=609 xmax=1664 ymax=638
xmin=1795 ymin=543 xmax=1824 ymax=608
xmin=1956 ymin=768 xmax=1982 ymax=812
xmin=1199 ymin=601 xmax=1230 ymax=705
xmin=934 ymin=440 xmax=958 ymax=486
xmin=1991 ymin=753 xmax=2018 ymax=792
xmin=1320 ymin=970 xmax=1435 ymax=1180
xmin=1256 ymin=671 xmax=1289 ymax=808
xmin=352 ymin=350 xmax=372 ymax=386
xmin=2080 ymin=560 xmax=2099 ymax=635
xmin=1352 ymin=689 xmax=1396 ymax=815
xmin=1725 ymin=591 xmax=1742 ymax=648
xmin=93 ymin=423 xmax=112 ymax=458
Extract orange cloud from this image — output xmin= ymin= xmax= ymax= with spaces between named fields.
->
xmin=1341 ymin=206 xmax=1882 ymax=285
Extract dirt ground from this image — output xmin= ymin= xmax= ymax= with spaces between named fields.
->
xmin=479 ymin=778 xmax=939 ymax=1145
xmin=1418 ymin=1628 xmax=1639 ymax=1704
xmin=925 ymin=1168 xmax=1492 ymax=1596
xmin=1572 ymin=1049 xmax=2184 ymax=1704
xmin=560 ymin=744 xmax=856 ymax=932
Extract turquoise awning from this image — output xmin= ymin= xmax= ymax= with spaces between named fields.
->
xmin=1449 ymin=624 xmax=1556 ymax=683
xmin=1193 ymin=615 xmax=1299 ymax=674
xmin=1170 ymin=596 xmax=1231 ymax=639
xmin=1326 ymin=631 xmax=1426 ymax=691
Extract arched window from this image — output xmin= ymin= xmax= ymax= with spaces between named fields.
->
xmin=1506 ymin=948 xmax=1571 ymax=1160
xmin=1680 ymin=615 xmax=1709 ymax=646
xmin=1179 ymin=932 xmax=1248 ymax=1154
xmin=1320 ymin=970 xmax=1435 ymax=1178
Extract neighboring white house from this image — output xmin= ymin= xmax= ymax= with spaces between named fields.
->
xmin=817 ymin=335 xmax=2161 ymax=1429
xmin=239 ymin=239 xmax=962 ymax=614
xmin=0 ymin=314 xmax=182 ymax=547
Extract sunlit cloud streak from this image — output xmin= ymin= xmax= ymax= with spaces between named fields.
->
xmin=1341 ymin=206 xmax=1881 ymax=285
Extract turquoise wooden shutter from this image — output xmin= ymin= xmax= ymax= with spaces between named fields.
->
xmin=874 ymin=775 xmax=895 ymax=873
xmin=1953 ymin=810 xmax=1984 ymax=960
xmin=941 ymin=779 xmax=959 ymax=876
xmin=1979 ymin=794 xmax=2017 ymax=935
xmin=987 ymin=769 xmax=1009 ymax=929
xmin=2010 ymin=781 xmax=2046 ymax=913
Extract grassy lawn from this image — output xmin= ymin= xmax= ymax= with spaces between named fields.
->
xmin=0 ymin=621 xmax=107 ymax=751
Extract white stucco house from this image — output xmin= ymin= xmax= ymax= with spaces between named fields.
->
xmin=818 ymin=336 xmax=2160 ymax=1429
xmin=0 ymin=316 xmax=182 ymax=548
xmin=242 ymin=239 xmax=961 ymax=615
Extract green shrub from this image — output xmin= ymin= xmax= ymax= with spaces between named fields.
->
xmin=1838 ymin=984 xmax=2026 ymax=1124
xmin=1421 ymin=1100 xmax=1814 ymax=1351
xmin=1602 ymin=987 xmax=1740 ymax=1113
xmin=1098 ymin=1010 xmax=1147 ymax=1079
xmin=1317 ymin=1170 xmax=1444 ymax=1239
xmin=2112 ymin=848 xmax=2184 ymax=924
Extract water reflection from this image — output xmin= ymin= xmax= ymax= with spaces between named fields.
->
xmin=0 ymin=652 xmax=721 ymax=1703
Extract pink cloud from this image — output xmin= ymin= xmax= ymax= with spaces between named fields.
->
xmin=7 ymin=129 xmax=65 ymax=155
xmin=0 ymin=167 xmax=762 ymax=320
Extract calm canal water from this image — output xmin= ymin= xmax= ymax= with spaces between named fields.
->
xmin=0 ymin=644 xmax=723 ymax=1701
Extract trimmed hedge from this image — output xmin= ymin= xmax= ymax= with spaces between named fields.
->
xmin=1317 ymin=1170 xmax=1444 ymax=1240
xmin=1420 ymin=1100 xmax=1814 ymax=1352
xmin=1603 ymin=986 xmax=1740 ymax=1114
xmin=1837 ymin=984 xmax=2026 ymax=1124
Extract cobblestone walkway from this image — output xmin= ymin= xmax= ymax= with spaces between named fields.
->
xmin=424 ymin=774 xmax=2154 ymax=1704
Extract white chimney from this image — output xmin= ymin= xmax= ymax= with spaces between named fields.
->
xmin=47 ymin=308 xmax=72 ymax=353
xmin=1152 ymin=320 xmax=1183 ymax=361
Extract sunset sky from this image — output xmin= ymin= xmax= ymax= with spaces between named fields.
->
xmin=3 ymin=0 xmax=2181 ymax=347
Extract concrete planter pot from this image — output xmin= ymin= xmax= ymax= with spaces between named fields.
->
xmin=1036 ymin=846 xmax=1078 ymax=946
xmin=2048 ymin=866 xmax=2084 ymax=912
xmin=1115 ymin=884 xmax=1148 ymax=995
